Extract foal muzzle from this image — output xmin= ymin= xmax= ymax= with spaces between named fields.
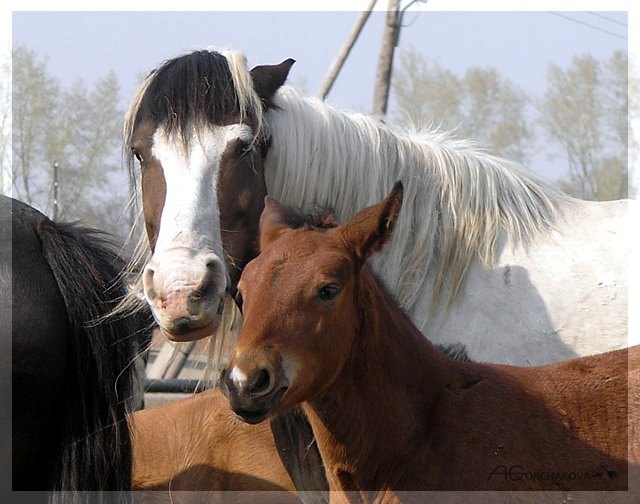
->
xmin=220 ymin=355 xmax=288 ymax=424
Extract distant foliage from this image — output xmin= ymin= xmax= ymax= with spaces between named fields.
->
xmin=392 ymin=47 xmax=534 ymax=165
xmin=392 ymin=47 xmax=634 ymax=201
xmin=11 ymin=45 xmax=130 ymax=234
xmin=0 ymin=48 xmax=9 ymax=195
xmin=541 ymin=51 xmax=631 ymax=200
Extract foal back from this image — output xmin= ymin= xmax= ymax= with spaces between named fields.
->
xmin=424 ymin=345 xmax=639 ymax=491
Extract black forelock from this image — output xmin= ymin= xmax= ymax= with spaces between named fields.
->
xmin=134 ymin=50 xmax=242 ymax=141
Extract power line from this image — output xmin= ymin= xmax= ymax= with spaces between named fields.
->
xmin=586 ymin=11 xmax=628 ymax=28
xmin=548 ymin=12 xmax=627 ymax=41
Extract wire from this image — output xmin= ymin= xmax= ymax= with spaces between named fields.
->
xmin=399 ymin=0 xmax=427 ymax=28
xmin=548 ymin=12 xmax=627 ymax=41
xmin=586 ymin=11 xmax=628 ymax=28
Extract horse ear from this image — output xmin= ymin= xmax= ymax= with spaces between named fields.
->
xmin=259 ymin=196 xmax=302 ymax=250
xmin=340 ymin=181 xmax=404 ymax=264
xmin=250 ymin=59 xmax=295 ymax=107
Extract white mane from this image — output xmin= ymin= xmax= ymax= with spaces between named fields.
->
xmin=262 ymin=86 xmax=570 ymax=318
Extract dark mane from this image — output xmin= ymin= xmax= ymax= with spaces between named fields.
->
xmin=273 ymin=205 xmax=339 ymax=233
xmin=133 ymin=50 xmax=240 ymax=143
xmin=302 ymin=207 xmax=338 ymax=230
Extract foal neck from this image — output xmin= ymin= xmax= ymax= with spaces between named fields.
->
xmin=302 ymin=268 xmax=454 ymax=494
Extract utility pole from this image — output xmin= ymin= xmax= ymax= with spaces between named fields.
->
xmin=372 ymin=0 xmax=401 ymax=116
xmin=318 ymin=0 xmax=378 ymax=99
xmin=52 ymin=160 xmax=59 ymax=220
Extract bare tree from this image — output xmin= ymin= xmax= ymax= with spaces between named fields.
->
xmin=541 ymin=52 xmax=630 ymax=200
xmin=392 ymin=47 xmax=534 ymax=165
xmin=12 ymin=45 xmax=129 ymax=234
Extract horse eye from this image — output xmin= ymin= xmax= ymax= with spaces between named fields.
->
xmin=132 ymin=149 xmax=144 ymax=164
xmin=236 ymin=140 xmax=254 ymax=158
xmin=318 ymin=283 xmax=340 ymax=302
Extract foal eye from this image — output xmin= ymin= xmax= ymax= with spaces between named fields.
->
xmin=318 ymin=283 xmax=340 ymax=302
xmin=132 ymin=149 xmax=144 ymax=164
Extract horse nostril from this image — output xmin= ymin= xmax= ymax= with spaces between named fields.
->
xmin=249 ymin=368 xmax=274 ymax=396
xmin=171 ymin=317 xmax=192 ymax=334
xmin=142 ymin=266 xmax=157 ymax=301
xmin=198 ymin=278 xmax=218 ymax=300
xmin=193 ymin=257 xmax=225 ymax=300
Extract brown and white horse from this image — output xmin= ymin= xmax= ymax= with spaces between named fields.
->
xmin=123 ymin=48 xmax=632 ymax=366
xmin=221 ymin=183 xmax=639 ymax=498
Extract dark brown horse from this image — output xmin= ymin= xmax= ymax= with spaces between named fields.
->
xmin=221 ymin=183 xmax=639 ymax=499
xmin=2 ymin=196 xmax=153 ymax=503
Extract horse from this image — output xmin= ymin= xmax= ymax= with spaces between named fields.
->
xmin=130 ymin=387 xmax=309 ymax=503
xmin=1 ymin=195 xmax=153 ymax=503
xmin=123 ymin=48 xmax=632 ymax=367
xmin=220 ymin=183 xmax=639 ymax=499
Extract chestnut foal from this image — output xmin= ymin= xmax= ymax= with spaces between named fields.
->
xmin=221 ymin=182 xmax=638 ymax=499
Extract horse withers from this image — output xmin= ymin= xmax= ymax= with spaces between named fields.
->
xmin=221 ymin=183 xmax=638 ymax=497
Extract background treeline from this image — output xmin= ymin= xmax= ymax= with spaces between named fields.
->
xmin=2 ymin=45 xmax=635 ymax=238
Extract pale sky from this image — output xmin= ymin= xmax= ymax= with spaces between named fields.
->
xmin=2 ymin=0 xmax=638 ymax=185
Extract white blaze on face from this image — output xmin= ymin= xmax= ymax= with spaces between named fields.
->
xmin=142 ymin=122 xmax=256 ymax=337
xmin=151 ymin=123 xmax=254 ymax=259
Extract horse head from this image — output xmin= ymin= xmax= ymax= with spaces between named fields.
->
xmin=221 ymin=182 xmax=404 ymax=423
xmin=124 ymin=50 xmax=293 ymax=341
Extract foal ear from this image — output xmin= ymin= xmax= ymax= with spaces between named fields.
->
xmin=259 ymin=196 xmax=301 ymax=250
xmin=340 ymin=181 xmax=404 ymax=264
xmin=250 ymin=59 xmax=295 ymax=107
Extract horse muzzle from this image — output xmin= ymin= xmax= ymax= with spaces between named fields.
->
xmin=220 ymin=356 xmax=289 ymax=424
xmin=143 ymin=249 xmax=228 ymax=341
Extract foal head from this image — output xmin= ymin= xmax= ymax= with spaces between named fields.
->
xmin=124 ymin=50 xmax=294 ymax=340
xmin=221 ymin=182 xmax=404 ymax=423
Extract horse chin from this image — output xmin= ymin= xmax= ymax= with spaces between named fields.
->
xmin=230 ymin=388 xmax=287 ymax=425
xmin=159 ymin=320 xmax=219 ymax=342
xmin=233 ymin=407 xmax=273 ymax=425
xmin=156 ymin=297 xmax=226 ymax=342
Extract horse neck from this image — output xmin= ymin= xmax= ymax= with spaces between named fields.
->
xmin=264 ymin=87 xmax=566 ymax=312
xmin=302 ymin=267 xmax=451 ymax=492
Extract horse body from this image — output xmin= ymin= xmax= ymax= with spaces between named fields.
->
xmin=8 ymin=197 xmax=70 ymax=494
xmin=221 ymin=186 xmax=638 ymax=497
xmin=3 ymin=195 xmax=152 ymax=501
xmin=421 ymin=197 xmax=630 ymax=364
xmin=131 ymin=388 xmax=301 ymax=503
